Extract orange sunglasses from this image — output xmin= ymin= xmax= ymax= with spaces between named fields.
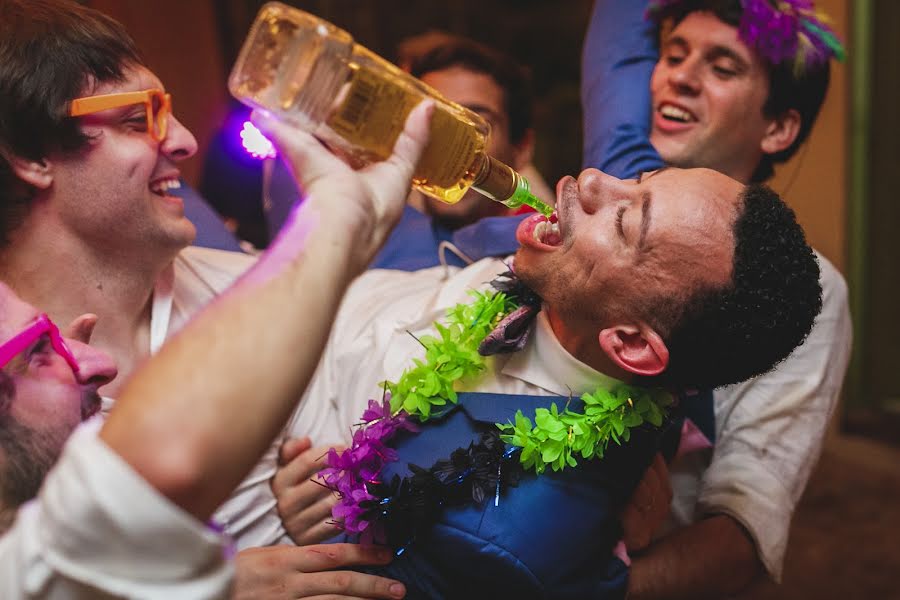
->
xmin=69 ymin=89 xmax=172 ymax=142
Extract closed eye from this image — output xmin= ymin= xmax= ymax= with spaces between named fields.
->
xmin=616 ymin=206 xmax=626 ymax=240
xmin=124 ymin=109 xmax=149 ymax=129
xmin=25 ymin=335 xmax=53 ymax=367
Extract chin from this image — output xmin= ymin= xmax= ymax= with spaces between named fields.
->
xmin=167 ymin=219 xmax=198 ymax=248
xmin=511 ymin=249 xmax=544 ymax=293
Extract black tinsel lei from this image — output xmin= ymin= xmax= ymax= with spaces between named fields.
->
xmin=358 ymin=428 xmax=523 ymax=551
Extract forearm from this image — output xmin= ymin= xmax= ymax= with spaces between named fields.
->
xmin=627 ymin=515 xmax=762 ymax=600
xmin=100 ymin=205 xmax=361 ymax=520
xmin=99 ymin=102 xmax=430 ymax=521
xmin=582 ymin=0 xmax=663 ymax=177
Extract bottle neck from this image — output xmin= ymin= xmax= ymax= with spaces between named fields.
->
xmin=471 ymin=154 xmax=519 ymax=202
xmin=471 ymin=154 xmax=553 ymax=216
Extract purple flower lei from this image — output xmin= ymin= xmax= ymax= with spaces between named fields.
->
xmin=646 ymin=0 xmax=845 ymax=71
xmin=318 ymin=394 xmax=418 ymax=543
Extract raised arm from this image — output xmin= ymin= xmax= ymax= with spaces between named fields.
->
xmin=581 ymin=0 xmax=664 ymax=178
xmin=99 ymin=102 xmax=433 ymax=521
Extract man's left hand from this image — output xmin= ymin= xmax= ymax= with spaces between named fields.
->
xmin=271 ymin=437 xmax=340 ymax=545
xmin=621 ymin=453 xmax=672 ymax=552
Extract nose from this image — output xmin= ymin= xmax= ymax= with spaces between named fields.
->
xmin=62 ymin=315 xmax=118 ymax=388
xmin=667 ymin=56 xmax=701 ymax=96
xmin=576 ymin=168 xmax=626 ymax=213
xmin=68 ymin=338 xmax=118 ymax=387
xmin=161 ymin=115 xmax=198 ymax=161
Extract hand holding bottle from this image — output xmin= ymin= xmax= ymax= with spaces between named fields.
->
xmin=251 ymin=100 xmax=434 ymax=271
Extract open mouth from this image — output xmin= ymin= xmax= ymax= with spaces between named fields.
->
xmin=517 ymin=211 xmax=562 ymax=250
xmin=533 ymin=212 xmax=561 ymax=245
xmin=658 ymin=102 xmax=697 ymax=124
xmin=150 ymin=177 xmax=181 ymax=197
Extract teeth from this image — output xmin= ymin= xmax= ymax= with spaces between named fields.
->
xmin=660 ymin=104 xmax=693 ymax=122
xmin=151 ymin=178 xmax=182 ymax=194
xmin=532 ymin=219 xmax=560 ymax=244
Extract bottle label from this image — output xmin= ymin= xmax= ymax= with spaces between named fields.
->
xmin=327 ymin=65 xmax=482 ymax=190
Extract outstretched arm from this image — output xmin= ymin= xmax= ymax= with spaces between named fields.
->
xmin=581 ymin=0 xmax=664 ymax=178
xmin=99 ymin=101 xmax=433 ymax=521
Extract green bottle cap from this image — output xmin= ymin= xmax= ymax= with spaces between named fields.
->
xmin=503 ymin=177 xmax=554 ymax=216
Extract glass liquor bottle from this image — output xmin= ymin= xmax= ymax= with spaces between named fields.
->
xmin=228 ymin=2 xmax=552 ymax=215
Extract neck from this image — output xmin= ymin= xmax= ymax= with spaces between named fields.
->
xmin=729 ymin=160 xmax=757 ymax=186
xmin=0 ymin=213 xmax=177 ymax=377
xmin=544 ymin=306 xmax=633 ymax=383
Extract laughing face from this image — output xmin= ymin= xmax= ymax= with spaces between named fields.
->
xmin=514 ymin=167 xmax=740 ymax=335
xmin=649 ymin=12 xmax=774 ymax=182
xmin=48 ymin=65 xmax=198 ymax=257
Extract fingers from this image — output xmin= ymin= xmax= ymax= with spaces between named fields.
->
xmin=361 ymin=100 xmax=434 ymax=212
xmin=284 ymin=570 xmax=406 ymax=599
xmin=289 ymin=517 xmax=342 ymax=546
xmin=63 ymin=313 xmax=99 ymax=343
xmin=233 ymin=545 xmax=405 ymax=599
xmin=379 ymin=100 xmax=434 ymax=178
xmin=272 ymin=443 xmax=334 ymax=498
xmin=280 ymin=437 xmax=314 ymax=465
xmin=283 ymin=493 xmax=340 ymax=546
xmin=250 ymin=110 xmax=345 ymax=191
xmin=290 ymin=544 xmax=393 ymax=571
xmin=272 ymin=442 xmax=342 ymax=545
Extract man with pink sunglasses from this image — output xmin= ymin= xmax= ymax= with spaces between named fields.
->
xmin=0 ymin=84 xmax=432 ymax=596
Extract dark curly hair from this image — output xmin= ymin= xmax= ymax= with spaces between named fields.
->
xmin=652 ymin=0 xmax=831 ymax=182
xmin=0 ymin=0 xmax=142 ymax=246
xmin=647 ymin=184 xmax=822 ymax=390
xmin=409 ymin=38 xmax=533 ymax=146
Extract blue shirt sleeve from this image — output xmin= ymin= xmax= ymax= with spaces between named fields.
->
xmin=581 ymin=0 xmax=665 ymax=179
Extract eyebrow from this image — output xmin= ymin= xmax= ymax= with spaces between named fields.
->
xmin=664 ymin=36 xmax=689 ymax=51
xmin=638 ymin=192 xmax=652 ymax=252
xmin=465 ymin=104 xmax=506 ymax=125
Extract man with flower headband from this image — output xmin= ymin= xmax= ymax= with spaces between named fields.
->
xmin=581 ymin=0 xmax=852 ymax=596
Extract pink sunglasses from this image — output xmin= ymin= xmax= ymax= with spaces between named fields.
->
xmin=0 ymin=314 xmax=80 ymax=375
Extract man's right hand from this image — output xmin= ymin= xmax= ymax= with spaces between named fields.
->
xmin=233 ymin=544 xmax=405 ymax=599
xmin=252 ymin=101 xmax=434 ymax=272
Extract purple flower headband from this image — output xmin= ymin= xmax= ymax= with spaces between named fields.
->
xmin=646 ymin=0 xmax=845 ymax=73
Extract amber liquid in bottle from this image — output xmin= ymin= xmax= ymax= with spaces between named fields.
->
xmin=229 ymin=2 xmax=552 ymax=214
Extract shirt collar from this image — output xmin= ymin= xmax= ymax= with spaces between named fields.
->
xmin=501 ymin=310 xmax=623 ymax=397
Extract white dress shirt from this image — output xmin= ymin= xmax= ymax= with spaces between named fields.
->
xmin=0 ymin=419 xmax=233 ymax=599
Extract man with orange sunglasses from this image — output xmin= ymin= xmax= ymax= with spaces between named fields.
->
xmin=0 ymin=97 xmax=431 ymax=596
xmin=0 ymin=0 xmax=415 ymax=597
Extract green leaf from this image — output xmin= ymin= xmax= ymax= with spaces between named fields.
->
xmin=541 ymin=442 xmax=563 ymax=463
xmin=622 ymin=411 xmax=643 ymax=427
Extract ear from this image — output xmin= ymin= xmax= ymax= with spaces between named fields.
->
xmin=598 ymin=324 xmax=670 ymax=377
xmin=510 ymin=128 xmax=535 ymax=171
xmin=6 ymin=153 xmax=53 ymax=190
xmin=760 ymin=108 xmax=801 ymax=156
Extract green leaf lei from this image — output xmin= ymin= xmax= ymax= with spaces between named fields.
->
xmin=384 ymin=289 xmax=672 ymax=475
